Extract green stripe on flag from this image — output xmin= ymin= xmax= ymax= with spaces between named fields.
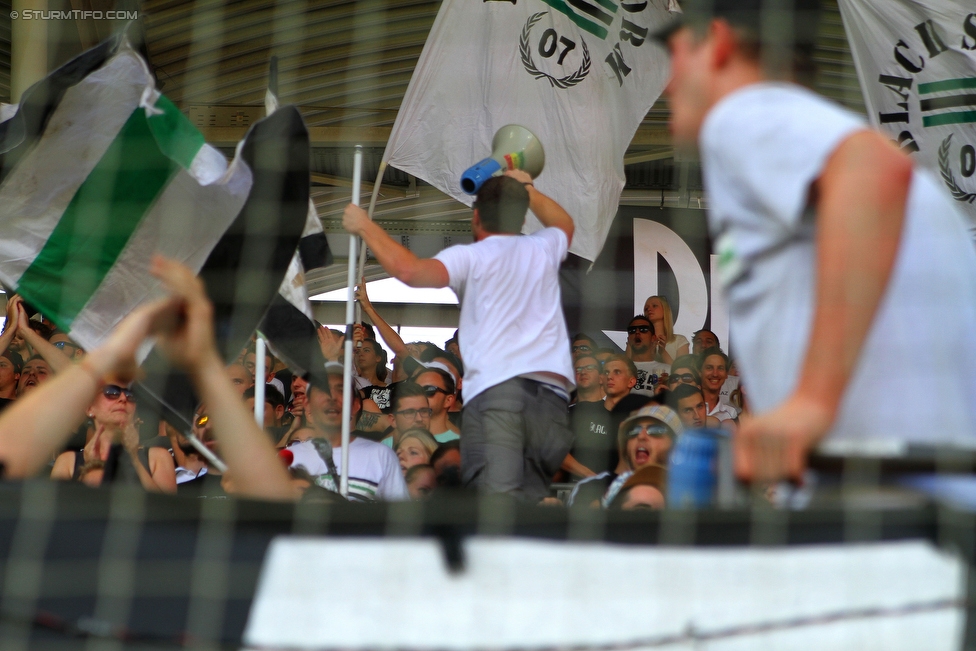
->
xmin=918 ymin=78 xmax=976 ymax=94
xmin=539 ymin=0 xmax=608 ymax=39
xmin=923 ymin=111 xmax=976 ymax=127
xmin=17 ymin=108 xmax=182 ymax=329
xmin=147 ymin=94 xmax=205 ymax=170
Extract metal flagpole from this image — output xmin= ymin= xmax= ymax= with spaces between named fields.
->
xmin=184 ymin=432 xmax=228 ymax=474
xmin=254 ymin=336 xmax=266 ymax=426
xmin=341 ymin=146 xmax=363 ymax=498
xmin=354 ymin=162 xmax=386 ymax=328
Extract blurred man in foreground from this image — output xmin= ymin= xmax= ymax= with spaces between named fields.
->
xmin=659 ymin=0 xmax=976 ymax=482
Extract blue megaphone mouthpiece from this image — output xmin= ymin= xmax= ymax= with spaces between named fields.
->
xmin=459 ymin=125 xmax=545 ymax=195
xmin=460 ymin=158 xmax=502 ymax=195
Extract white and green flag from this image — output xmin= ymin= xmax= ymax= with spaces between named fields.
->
xmin=383 ymin=0 xmax=676 ymax=262
xmin=0 ymin=41 xmax=251 ymax=349
xmin=838 ymin=0 xmax=976 ymax=236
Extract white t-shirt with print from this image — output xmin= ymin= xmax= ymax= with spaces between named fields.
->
xmin=434 ymin=228 xmax=575 ymax=402
xmin=288 ymin=438 xmax=408 ymax=501
xmin=719 ymin=376 xmax=740 ymax=413
xmin=700 ymin=82 xmax=976 ymax=448
xmin=633 ymin=360 xmax=670 ymax=393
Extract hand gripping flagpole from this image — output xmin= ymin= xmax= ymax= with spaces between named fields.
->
xmin=341 ymin=146 xmax=363 ymax=498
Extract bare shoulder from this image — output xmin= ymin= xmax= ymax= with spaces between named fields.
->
xmin=51 ymin=450 xmax=75 ymax=480
xmin=824 ymin=130 xmax=913 ymax=179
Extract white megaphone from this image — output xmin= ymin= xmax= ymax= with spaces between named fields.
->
xmin=460 ymin=125 xmax=545 ymax=195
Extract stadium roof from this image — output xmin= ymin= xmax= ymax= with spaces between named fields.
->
xmin=0 ymin=0 xmax=865 ymax=294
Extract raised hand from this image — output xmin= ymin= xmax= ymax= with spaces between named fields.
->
xmin=4 ymin=295 xmax=22 ymax=332
xmin=317 ymin=326 xmax=344 ymax=361
xmin=148 ymin=255 xmax=220 ymax=375
xmin=734 ymin=394 xmax=833 ymax=485
xmin=503 ymin=169 xmax=533 ymax=185
xmin=355 ymin=276 xmax=374 ymax=312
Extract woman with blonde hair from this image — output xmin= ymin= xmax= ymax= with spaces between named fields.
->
xmin=643 ymin=295 xmax=689 ymax=365
xmin=395 ymin=429 xmax=439 ymax=474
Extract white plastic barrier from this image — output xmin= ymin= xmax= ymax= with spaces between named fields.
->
xmin=245 ymin=537 xmax=965 ymax=651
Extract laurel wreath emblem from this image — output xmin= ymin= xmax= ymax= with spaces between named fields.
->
xmin=519 ymin=12 xmax=591 ymax=89
xmin=938 ymin=134 xmax=976 ymax=204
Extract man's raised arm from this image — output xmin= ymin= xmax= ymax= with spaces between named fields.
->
xmin=503 ymin=169 xmax=575 ymax=244
xmin=342 ymin=205 xmax=449 ymax=288
xmin=735 ymin=130 xmax=911 ymax=483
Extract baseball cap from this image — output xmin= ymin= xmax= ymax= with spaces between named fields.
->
xmin=618 ymin=404 xmax=684 ymax=439
xmin=403 ymin=357 xmax=460 ymax=385
xmin=306 ymin=362 xmax=344 ymax=394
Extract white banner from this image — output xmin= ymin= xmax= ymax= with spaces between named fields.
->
xmin=383 ymin=0 xmax=675 ymax=261
xmin=839 ymin=0 xmax=976 ymax=236
xmin=245 ymin=537 xmax=964 ymax=650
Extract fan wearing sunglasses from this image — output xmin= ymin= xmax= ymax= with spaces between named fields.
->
xmin=0 ymin=256 xmax=299 ymax=502
xmin=602 ymin=404 xmax=683 ymax=508
xmin=625 ymin=315 xmax=671 ymax=394
xmin=567 ymin=404 xmax=682 ymax=509
xmin=414 ymin=368 xmax=459 ymax=443
xmin=50 ymin=332 xmax=85 ymax=361
xmin=51 ymin=381 xmax=177 ymax=494
xmin=667 ymin=355 xmax=701 ymax=390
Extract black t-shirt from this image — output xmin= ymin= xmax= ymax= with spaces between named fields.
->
xmin=610 ymin=393 xmax=655 ymax=432
xmin=570 ymin=472 xmax=616 ymax=507
xmin=0 ymin=398 xmax=14 ymax=414
xmin=177 ymin=472 xmax=227 ymax=498
xmin=569 ymin=400 xmax=615 ymax=476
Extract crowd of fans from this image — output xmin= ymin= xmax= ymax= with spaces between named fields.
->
xmin=0 ymin=255 xmax=745 ymax=510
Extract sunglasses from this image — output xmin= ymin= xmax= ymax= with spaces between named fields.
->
xmin=102 ymin=384 xmax=135 ymax=403
xmin=53 ymin=341 xmax=79 ymax=351
xmin=627 ymin=326 xmax=652 ymax=335
xmin=571 ymin=344 xmax=592 ymax=353
xmin=668 ymin=373 xmax=697 ymax=385
xmin=575 ymin=364 xmax=600 ymax=374
xmin=395 ymin=408 xmax=433 ymax=419
xmin=422 ymin=385 xmax=451 ymax=398
xmin=625 ymin=424 xmax=671 ymax=438
xmin=195 ymin=414 xmax=209 ymax=428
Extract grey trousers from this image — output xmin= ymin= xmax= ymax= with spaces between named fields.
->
xmin=460 ymin=377 xmax=574 ymax=502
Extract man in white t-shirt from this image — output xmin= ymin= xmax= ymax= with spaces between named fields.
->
xmin=698 ymin=348 xmax=738 ymax=426
xmin=289 ymin=366 xmax=407 ymax=501
xmin=626 ymin=315 xmax=670 ymax=394
xmin=343 ymin=171 xmax=576 ymax=501
xmin=658 ymin=0 xmax=976 ymax=482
